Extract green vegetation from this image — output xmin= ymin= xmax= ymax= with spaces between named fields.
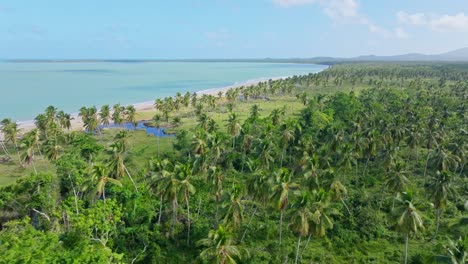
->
xmin=0 ymin=63 xmax=467 ymax=263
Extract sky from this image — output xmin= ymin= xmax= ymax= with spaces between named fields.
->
xmin=1 ymin=0 xmax=468 ymax=59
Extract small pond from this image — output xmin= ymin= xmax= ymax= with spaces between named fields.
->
xmin=100 ymin=121 xmax=174 ymax=137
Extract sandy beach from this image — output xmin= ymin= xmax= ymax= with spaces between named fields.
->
xmin=7 ymin=76 xmax=289 ymax=137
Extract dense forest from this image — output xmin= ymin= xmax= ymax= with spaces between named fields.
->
xmin=0 ymin=63 xmax=466 ymax=263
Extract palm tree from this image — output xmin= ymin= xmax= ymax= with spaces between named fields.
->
xmin=249 ymin=104 xmax=260 ymax=123
xmin=361 ymin=129 xmax=378 ymax=181
xmin=257 ymin=138 xmax=275 ymax=170
xmin=433 ymin=237 xmax=467 ymax=264
xmin=99 ymin=105 xmax=111 ymax=127
xmin=208 ymin=166 xmax=225 ymax=223
xmin=430 ymin=146 xmax=461 ymax=172
xmin=19 ymin=135 xmax=37 ymax=174
xmin=221 ymin=186 xmax=246 ymax=231
xmin=155 ymin=169 xmax=180 ymax=237
xmin=269 ymin=108 xmax=285 ymax=126
xmin=270 ymin=168 xmax=298 ymax=246
xmin=42 ymin=137 xmax=62 ymax=161
xmin=44 ymin=105 xmax=58 ymax=122
xmin=299 ymin=189 xmax=338 ymax=260
xmin=91 ymin=163 xmax=122 ymax=201
xmin=154 ymin=98 xmax=163 ymax=111
xmin=106 ymin=139 xmax=138 ymax=192
xmin=197 ymin=225 xmax=247 ymax=264
xmin=175 ymin=163 xmax=196 ymax=245
xmin=153 ymin=114 xmax=162 ymax=157
xmin=279 ymin=121 xmax=295 ymax=167
xmin=308 ymin=188 xmax=336 ymax=237
xmin=191 ymin=130 xmax=208 ymax=159
xmin=382 ymin=162 xmax=410 ymax=209
xmin=57 ymin=111 xmax=72 ymax=131
xmin=112 ymin=103 xmax=124 ymax=127
xmin=241 ymin=171 xmax=270 ymax=242
xmin=227 ymin=113 xmax=241 ymax=149
xmin=329 ymin=179 xmax=351 ymax=215
xmin=125 ymin=105 xmax=137 ymax=128
xmin=34 ymin=114 xmax=48 ymax=137
xmin=394 ymin=191 xmax=424 ymax=264
xmin=290 ymin=191 xmax=313 ymax=264
xmin=79 ymin=106 xmax=89 ymax=124
xmin=1 ymin=118 xmax=21 ymax=162
xmin=297 ymin=91 xmax=308 ymax=105
xmin=427 ymin=170 xmax=455 ymax=240
xmin=81 ymin=107 xmax=100 ymax=133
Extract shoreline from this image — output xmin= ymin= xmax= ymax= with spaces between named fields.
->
xmin=9 ymin=74 xmax=300 ymax=135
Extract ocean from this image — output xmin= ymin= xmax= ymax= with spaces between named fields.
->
xmin=0 ymin=62 xmax=326 ymax=121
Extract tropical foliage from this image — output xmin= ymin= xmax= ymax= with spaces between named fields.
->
xmin=0 ymin=63 xmax=467 ymax=263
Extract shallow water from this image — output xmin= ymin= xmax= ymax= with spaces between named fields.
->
xmin=0 ymin=62 xmax=326 ymax=120
xmin=101 ymin=121 xmax=172 ymax=137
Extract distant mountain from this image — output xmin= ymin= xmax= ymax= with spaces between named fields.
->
xmin=5 ymin=48 xmax=468 ymax=64
xmin=323 ymin=47 xmax=468 ymax=63
xmin=437 ymin=47 xmax=468 ymax=60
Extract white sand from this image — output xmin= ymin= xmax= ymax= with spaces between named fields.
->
xmin=4 ymin=76 xmax=290 ymax=137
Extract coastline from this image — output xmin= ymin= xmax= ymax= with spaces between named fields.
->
xmin=11 ymin=74 xmax=297 ymax=135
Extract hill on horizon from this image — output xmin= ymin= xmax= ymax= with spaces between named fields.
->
xmin=344 ymin=47 xmax=468 ymax=62
xmin=5 ymin=48 xmax=468 ymax=63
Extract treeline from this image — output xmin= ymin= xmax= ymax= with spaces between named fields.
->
xmin=0 ymin=64 xmax=466 ymax=263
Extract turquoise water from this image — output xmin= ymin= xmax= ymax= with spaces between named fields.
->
xmin=0 ymin=62 xmax=326 ymax=120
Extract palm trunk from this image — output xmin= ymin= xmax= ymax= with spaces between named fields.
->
xmin=32 ymin=158 xmax=38 ymax=175
xmin=459 ymin=162 xmax=465 ymax=177
xmin=172 ymin=199 xmax=177 ymax=238
xmin=157 ymin=136 xmax=160 ymax=158
xmin=362 ymin=156 xmax=370 ymax=182
xmin=341 ymin=198 xmax=351 ymax=215
xmin=404 ymin=233 xmax=409 ymax=264
xmin=15 ymin=143 xmax=21 ymax=165
xmin=355 ymin=161 xmax=358 ymax=180
xmin=0 ymin=141 xmax=10 ymax=156
xmin=279 ymin=210 xmax=284 ymax=246
xmin=158 ymin=195 xmax=163 ymax=224
xmin=215 ymin=203 xmax=219 ymax=225
xmin=423 ymin=151 xmax=431 ymax=181
xmin=241 ymin=150 xmax=246 ymax=173
xmin=68 ymin=174 xmax=79 ymax=214
xmin=186 ymin=196 xmax=191 ymax=246
xmin=300 ymin=234 xmax=312 ymax=260
xmin=280 ymin=148 xmax=285 ymax=168
xmin=241 ymin=205 xmax=258 ymax=242
xmin=378 ymin=183 xmax=386 ymax=211
xmin=196 ymin=197 xmax=202 ymax=220
xmin=294 ymin=236 xmax=302 ymax=264
xmin=431 ymin=208 xmax=441 ymax=241
xmin=124 ymin=166 xmax=139 ymax=192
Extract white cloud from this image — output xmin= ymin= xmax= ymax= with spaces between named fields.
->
xmin=323 ymin=0 xmax=359 ymax=19
xmin=273 ymin=0 xmax=319 ymax=7
xmin=397 ymin=11 xmax=427 ymax=25
xmin=274 ymin=0 xmax=358 ymax=20
xmin=395 ymin=27 xmax=409 ymax=39
xmin=432 ymin=13 xmax=468 ymax=32
xmin=397 ymin=11 xmax=468 ymax=32
xmin=274 ymin=0 xmax=404 ymax=39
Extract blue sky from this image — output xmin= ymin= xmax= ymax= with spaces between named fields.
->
xmin=1 ymin=0 xmax=467 ymax=59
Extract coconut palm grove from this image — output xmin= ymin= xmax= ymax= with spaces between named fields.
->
xmin=0 ymin=63 xmax=466 ymax=263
